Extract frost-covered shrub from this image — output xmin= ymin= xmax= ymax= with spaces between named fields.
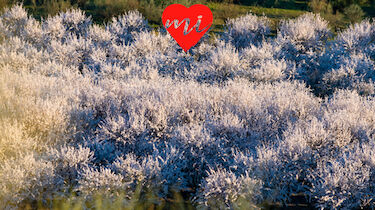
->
xmin=86 ymin=24 xmax=113 ymax=48
xmin=249 ymin=138 xmax=315 ymax=204
xmin=222 ymin=13 xmax=270 ymax=49
xmin=111 ymin=154 xmax=144 ymax=184
xmin=240 ymin=42 xmax=277 ymax=66
xmin=41 ymin=9 xmax=91 ymax=46
xmin=81 ymin=146 xmax=188 ymax=198
xmin=277 ymin=13 xmax=331 ymax=86
xmin=42 ymin=15 xmax=67 ymax=44
xmin=239 ymin=42 xmax=295 ymax=82
xmin=269 ymin=90 xmax=375 ymax=208
xmin=0 ymin=69 xmax=73 ymax=161
xmin=318 ymin=19 xmax=375 ymax=95
xmin=333 ymin=19 xmax=375 ymax=57
xmin=157 ymin=51 xmax=197 ymax=80
xmin=107 ymin=10 xmax=149 ymax=45
xmin=48 ymin=145 xmax=94 ymax=182
xmin=321 ymin=53 xmax=375 ymax=95
xmin=198 ymin=42 xmax=242 ymax=83
xmin=0 ymin=37 xmax=43 ymax=73
xmin=0 ymin=5 xmax=30 ymax=37
xmin=78 ymin=167 xmax=125 ymax=197
xmin=129 ymin=31 xmax=176 ymax=57
xmin=249 ymin=59 xmax=291 ymax=82
xmin=197 ymin=168 xmax=262 ymax=209
xmin=322 ymin=90 xmax=375 ymax=149
xmin=227 ymin=89 xmax=375 ymax=208
xmin=310 ymin=148 xmax=373 ymax=209
xmin=47 ymin=35 xmax=93 ymax=69
xmin=57 ymin=9 xmax=92 ymax=37
xmin=277 ymin=13 xmax=330 ymax=54
xmin=0 ymin=5 xmax=43 ymax=46
xmin=0 ymin=154 xmax=60 ymax=208
xmin=241 ymin=44 xmax=296 ymax=82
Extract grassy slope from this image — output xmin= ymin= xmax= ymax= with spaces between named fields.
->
xmin=208 ymin=2 xmax=305 ymax=33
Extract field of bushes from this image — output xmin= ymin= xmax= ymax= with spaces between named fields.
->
xmin=1 ymin=3 xmax=375 ymax=209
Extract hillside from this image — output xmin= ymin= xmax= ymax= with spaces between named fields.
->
xmin=1 ymin=0 xmax=375 ymax=33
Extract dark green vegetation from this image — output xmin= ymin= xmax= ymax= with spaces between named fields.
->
xmin=0 ymin=0 xmax=374 ymax=32
xmin=24 ymin=190 xmax=312 ymax=210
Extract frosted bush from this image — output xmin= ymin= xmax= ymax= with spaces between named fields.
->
xmin=191 ymin=41 xmax=215 ymax=62
xmin=104 ymin=147 xmax=188 ymax=198
xmin=86 ymin=24 xmax=113 ymax=48
xmin=0 ymin=154 xmax=60 ymax=208
xmin=48 ymin=145 xmax=94 ymax=182
xmin=249 ymin=59 xmax=293 ymax=82
xmin=261 ymin=90 xmax=375 ymax=208
xmin=277 ymin=13 xmax=331 ymax=86
xmin=254 ymin=118 xmax=326 ymax=203
xmin=222 ymin=13 xmax=270 ymax=49
xmin=229 ymin=89 xmax=375 ymax=208
xmin=0 ymin=69 xmax=72 ymax=161
xmin=321 ymin=53 xmax=375 ymax=95
xmin=0 ymin=5 xmax=29 ymax=38
xmin=78 ymin=167 xmax=125 ymax=197
xmin=157 ymin=51 xmax=197 ymax=80
xmin=42 ymin=15 xmax=67 ymax=43
xmin=277 ymin=13 xmax=330 ymax=54
xmin=0 ymin=5 xmax=43 ymax=46
xmin=47 ymin=35 xmax=92 ymax=68
xmin=73 ymin=77 xmax=319 ymax=205
xmin=107 ymin=10 xmax=149 ymax=45
xmin=57 ymin=9 xmax=91 ymax=37
xmin=129 ymin=31 xmax=175 ymax=57
xmin=240 ymin=42 xmax=277 ymax=65
xmin=318 ymin=20 xmax=375 ymax=95
xmin=112 ymin=154 xmax=144 ymax=184
xmin=41 ymin=9 xmax=91 ymax=47
xmin=239 ymin=42 xmax=296 ymax=82
xmin=198 ymin=42 xmax=242 ymax=82
xmin=0 ymin=20 xmax=4 ymax=42
xmin=334 ymin=19 xmax=375 ymax=56
xmin=197 ymin=168 xmax=262 ymax=209
xmin=322 ymin=90 xmax=375 ymax=149
xmin=310 ymin=146 xmax=374 ymax=209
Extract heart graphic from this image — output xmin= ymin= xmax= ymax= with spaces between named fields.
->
xmin=162 ymin=4 xmax=213 ymax=52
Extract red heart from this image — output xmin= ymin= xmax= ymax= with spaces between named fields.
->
xmin=162 ymin=4 xmax=213 ymax=52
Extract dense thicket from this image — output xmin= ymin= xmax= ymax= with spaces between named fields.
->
xmin=1 ymin=5 xmax=375 ymax=209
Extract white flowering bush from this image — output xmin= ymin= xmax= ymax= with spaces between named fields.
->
xmin=1 ymin=4 xmax=375 ymax=209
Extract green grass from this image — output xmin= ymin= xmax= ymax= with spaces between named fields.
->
xmin=21 ymin=190 xmax=314 ymax=210
xmin=22 ymin=188 xmax=196 ymax=210
xmin=208 ymin=2 xmax=305 ymax=33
